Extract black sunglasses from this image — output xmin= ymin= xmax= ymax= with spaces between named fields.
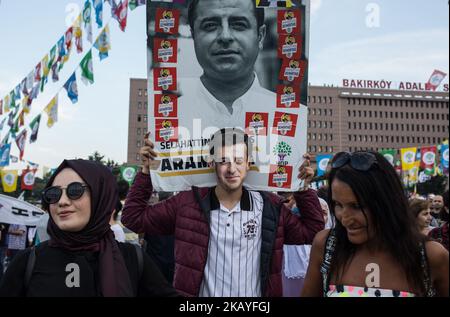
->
xmin=331 ymin=152 xmax=378 ymax=172
xmin=42 ymin=182 xmax=89 ymax=204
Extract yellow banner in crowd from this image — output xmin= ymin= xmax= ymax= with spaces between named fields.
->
xmin=1 ymin=169 xmax=18 ymax=193
xmin=401 ymin=147 xmax=417 ymax=172
xmin=408 ymin=161 xmax=421 ymax=184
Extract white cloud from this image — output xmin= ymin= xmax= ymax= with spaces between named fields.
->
xmin=310 ymin=28 xmax=450 ymax=85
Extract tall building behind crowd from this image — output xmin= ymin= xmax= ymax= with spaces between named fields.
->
xmin=128 ymin=78 xmax=449 ymax=166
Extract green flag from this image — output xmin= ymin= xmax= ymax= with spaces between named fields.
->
xmin=121 ymin=165 xmax=138 ymax=185
xmin=9 ymin=90 xmax=17 ymax=108
xmin=379 ymin=149 xmax=396 ymax=166
xmin=80 ymin=50 xmax=94 ymax=85
xmin=48 ymin=45 xmax=57 ymax=70
xmin=29 ymin=114 xmax=42 ymax=143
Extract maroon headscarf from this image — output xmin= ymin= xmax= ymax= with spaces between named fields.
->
xmin=43 ymin=159 xmax=133 ymax=297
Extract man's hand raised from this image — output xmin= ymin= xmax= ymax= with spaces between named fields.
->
xmin=140 ymin=133 xmax=158 ymax=175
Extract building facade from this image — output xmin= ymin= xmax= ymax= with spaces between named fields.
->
xmin=127 ymin=78 xmax=449 ymax=165
xmin=306 ymin=86 xmax=449 ymax=155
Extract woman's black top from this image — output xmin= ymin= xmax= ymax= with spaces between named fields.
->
xmin=0 ymin=241 xmax=180 ymax=297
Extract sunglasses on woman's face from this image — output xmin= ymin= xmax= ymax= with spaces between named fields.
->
xmin=331 ymin=152 xmax=378 ymax=171
xmin=42 ymin=182 xmax=89 ymax=205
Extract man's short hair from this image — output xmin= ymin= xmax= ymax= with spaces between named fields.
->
xmin=209 ymin=128 xmax=251 ymax=161
xmin=188 ymin=0 xmax=265 ymax=31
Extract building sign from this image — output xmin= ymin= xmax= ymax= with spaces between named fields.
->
xmin=342 ymin=79 xmax=449 ymax=92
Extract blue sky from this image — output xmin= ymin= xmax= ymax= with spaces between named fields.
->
xmin=0 ymin=0 xmax=448 ymax=172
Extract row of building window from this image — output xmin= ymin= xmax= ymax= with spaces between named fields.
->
xmin=137 ymin=89 xmax=148 ymax=97
xmin=136 ymin=128 xmax=148 ymax=135
xmin=308 ymin=96 xmax=333 ymax=104
xmin=348 ymin=134 xmax=444 ymax=145
xmin=348 ymin=146 xmax=384 ymax=153
xmin=308 ymin=121 xmax=333 ymax=129
xmin=348 ymin=121 xmax=448 ymax=133
xmin=308 ymin=133 xmax=334 ymax=141
xmin=307 ymin=145 xmax=334 ymax=154
xmin=308 ymin=108 xmax=334 ymax=117
xmin=137 ymin=102 xmax=148 ymax=109
xmin=346 ymin=98 xmax=449 ymax=109
xmin=347 ymin=109 xmax=448 ymax=121
xmin=137 ymin=115 xmax=148 ymax=123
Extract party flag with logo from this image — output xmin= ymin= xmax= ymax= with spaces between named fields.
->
xmin=379 ymin=149 xmax=396 ymax=166
xmin=316 ymin=154 xmax=333 ymax=177
xmin=83 ymin=0 xmax=93 ymax=43
xmin=15 ymin=129 xmax=27 ymax=161
xmin=29 ymin=114 xmax=41 ymax=144
xmin=44 ymin=95 xmax=59 ymax=128
xmin=441 ymin=144 xmax=449 ymax=172
xmin=1 ymin=169 xmax=18 ymax=193
xmin=120 ymin=165 xmax=138 ymax=185
xmin=21 ymin=168 xmax=37 ymax=191
xmin=80 ymin=50 xmax=94 ymax=85
xmin=408 ymin=161 xmax=421 ymax=186
xmin=0 ymin=144 xmax=11 ymax=167
xmin=115 ymin=0 xmax=128 ymax=32
xmin=74 ymin=14 xmax=83 ymax=53
xmin=420 ymin=146 xmax=437 ymax=175
xmin=94 ymin=25 xmax=111 ymax=61
xmin=63 ymin=72 xmax=79 ymax=104
xmin=93 ymin=0 xmax=103 ymax=28
xmin=400 ymin=147 xmax=417 ymax=172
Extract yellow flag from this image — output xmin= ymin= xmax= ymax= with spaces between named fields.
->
xmin=1 ymin=169 xmax=18 ymax=193
xmin=401 ymin=147 xmax=417 ymax=172
xmin=22 ymin=95 xmax=30 ymax=113
xmin=4 ymin=95 xmax=10 ymax=113
xmin=42 ymin=54 xmax=50 ymax=77
xmin=408 ymin=161 xmax=420 ymax=184
xmin=44 ymin=95 xmax=58 ymax=128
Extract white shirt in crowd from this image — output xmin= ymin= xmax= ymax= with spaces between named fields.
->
xmin=110 ymin=224 xmax=126 ymax=243
xmin=199 ymin=190 xmax=264 ymax=297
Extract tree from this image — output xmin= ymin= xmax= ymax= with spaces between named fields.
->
xmin=88 ymin=151 xmax=105 ymax=164
xmin=86 ymin=152 xmax=123 ymax=180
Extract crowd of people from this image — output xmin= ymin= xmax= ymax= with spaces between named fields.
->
xmin=0 ymin=128 xmax=448 ymax=297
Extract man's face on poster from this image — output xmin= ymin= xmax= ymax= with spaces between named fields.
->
xmin=191 ymin=0 xmax=266 ymax=82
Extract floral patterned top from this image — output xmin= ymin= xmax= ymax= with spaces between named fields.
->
xmin=327 ymin=285 xmax=415 ymax=297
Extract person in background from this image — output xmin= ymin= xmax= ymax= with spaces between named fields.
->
xmin=410 ymin=199 xmax=434 ymax=236
xmin=302 ymin=151 xmax=448 ymax=297
xmin=430 ymin=195 xmax=444 ymax=226
xmin=282 ymin=197 xmax=333 ymax=297
xmin=6 ymin=224 xmax=27 ymax=263
xmin=429 ymin=191 xmax=449 ymax=251
xmin=110 ymin=200 xmax=126 ymax=243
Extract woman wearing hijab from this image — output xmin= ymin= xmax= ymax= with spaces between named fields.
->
xmin=0 ymin=160 xmax=179 ymax=297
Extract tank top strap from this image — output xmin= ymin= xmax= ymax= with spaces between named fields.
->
xmin=320 ymin=229 xmax=337 ymax=297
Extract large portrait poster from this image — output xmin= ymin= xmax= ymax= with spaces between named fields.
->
xmin=147 ymin=0 xmax=310 ymax=192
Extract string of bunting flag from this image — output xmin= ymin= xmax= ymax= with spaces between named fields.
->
xmin=0 ymin=0 xmax=146 ymax=193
